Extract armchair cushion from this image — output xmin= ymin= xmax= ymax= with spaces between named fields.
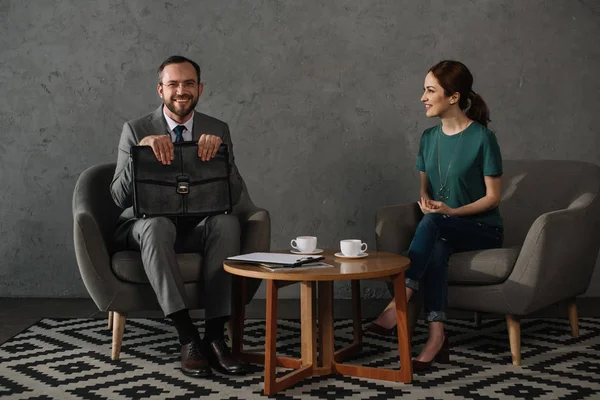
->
xmin=448 ymin=246 xmax=521 ymax=285
xmin=376 ymin=160 xmax=600 ymax=317
xmin=74 ymin=163 xmax=270 ymax=313
xmin=111 ymin=251 xmax=203 ymax=284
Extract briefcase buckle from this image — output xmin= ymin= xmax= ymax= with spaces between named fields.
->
xmin=177 ymin=181 xmax=189 ymax=194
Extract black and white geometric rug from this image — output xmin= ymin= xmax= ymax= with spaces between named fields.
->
xmin=1 ymin=318 xmax=599 ymax=399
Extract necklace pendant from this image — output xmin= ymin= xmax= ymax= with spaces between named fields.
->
xmin=438 ymin=186 xmax=450 ymax=201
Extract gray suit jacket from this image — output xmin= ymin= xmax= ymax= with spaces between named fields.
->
xmin=110 ymin=106 xmax=243 ymax=238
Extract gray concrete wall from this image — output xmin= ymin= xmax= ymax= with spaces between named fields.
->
xmin=1 ymin=1 xmax=599 ymax=299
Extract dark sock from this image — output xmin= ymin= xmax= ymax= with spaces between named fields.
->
xmin=168 ymin=309 xmax=200 ymax=345
xmin=204 ymin=316 xmax=229 ymax=341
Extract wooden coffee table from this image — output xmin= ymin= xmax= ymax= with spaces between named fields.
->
xmin=224 ymin=249 xmax=412 ymax=395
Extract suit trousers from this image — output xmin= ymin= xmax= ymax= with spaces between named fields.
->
xmin=123 ymin=214 xmax=241 ymax=319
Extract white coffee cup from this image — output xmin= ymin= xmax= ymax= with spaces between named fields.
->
xmin=340 ymin=239 xmax=368 ymax=256
xmin=291 ymin=236 xmax=317 ymax=253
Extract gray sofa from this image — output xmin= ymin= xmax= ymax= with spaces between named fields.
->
xmin=376 ymin=159 xmax=600 ymax=365
xmin=72 ymin=163 xmax=270 ymax=360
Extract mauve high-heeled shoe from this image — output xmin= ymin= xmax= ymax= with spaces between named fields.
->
xmin=412 ymin=335 xmax=450 ymax=372
xmin=364 ymin=322 xmax=397 ymax=337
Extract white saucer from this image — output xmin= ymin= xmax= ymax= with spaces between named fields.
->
xmin=290 ymin=248 xmax=324 ymax=255
xmin=334 ymin=252 xmax=369 ymax=259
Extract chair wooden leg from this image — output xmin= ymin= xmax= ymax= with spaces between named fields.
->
xmin=225 ymin=319 xmax=234 ymax=344
xmin=474 ymin=312 xmax=481 ymax=328
xmin=506 ymin=315 xmax=521 ymax=366
xmin=111 ymin=312 xmax=126 ymax=360
xmin=567 ymin=298 xmax=579 ymax=338
xmin=108 ymin=311 xmax=113 ymax=330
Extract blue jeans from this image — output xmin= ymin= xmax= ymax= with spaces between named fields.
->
xmin=403 ymin=213 xmax=503 ymax=322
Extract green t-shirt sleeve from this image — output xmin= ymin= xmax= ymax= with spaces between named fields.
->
xmin=415 ymin=132 xmax=426 ymax=172
xmin=482 ymin=131 xmax=503 ymax=176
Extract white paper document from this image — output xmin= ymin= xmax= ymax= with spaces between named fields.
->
xmin=258 ymin=262 xmax=333 ymax=272
xmin=226 ymin=252 xmax=324 ymax=266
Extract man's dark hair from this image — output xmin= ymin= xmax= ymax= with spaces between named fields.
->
xmin=157 ymin=55 xmax=201 ymax=83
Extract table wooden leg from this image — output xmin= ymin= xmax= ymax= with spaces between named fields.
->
xmin=236 ymin=279 xmax=302 ymax=367
xmin=317 ymin=281 xmax=334 ymax=374
xmin=393 ymin=272 xmax=413 ymax=383
xmin=352 ymin=280 xmax=363 ymax=343
xmin=334 ymin=280 xmax=363 ymax=362
xmin=231 ymin=276 xmax=246 ymax=357
xmin=264 ymin=279 xmax=279 ymax=395
xmin=264 ymin=280 xmax=315 ymax=396
xmin=300 ymin=281 xmax=317 ymax=366
xmin=333 ymin=274 xmax=412 ymax=383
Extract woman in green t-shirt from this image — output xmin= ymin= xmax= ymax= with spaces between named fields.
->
xmin=366 ymin=61 xmax=504 ymax=372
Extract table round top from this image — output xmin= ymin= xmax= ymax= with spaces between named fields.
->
xmin=223 ymin=248 xmax=410 ymax=281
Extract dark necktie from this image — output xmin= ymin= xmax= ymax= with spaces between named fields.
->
xmin=173 ymin=125 xmax=185 ymax=143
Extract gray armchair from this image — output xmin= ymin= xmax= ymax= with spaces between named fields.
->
xmin=72 ymin=163 xmax=270 ymax=359
xmin=376 ymin=159 xmax=600 ymax=365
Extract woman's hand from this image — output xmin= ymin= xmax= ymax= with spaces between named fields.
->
xmin=418 ymin=197 xmax=454 ymax=215
xmin=417 ymin=197 xmax=437 ymax=214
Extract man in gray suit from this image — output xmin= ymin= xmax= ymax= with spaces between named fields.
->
xmin=110 ymin=55 xmax=247 ymax=377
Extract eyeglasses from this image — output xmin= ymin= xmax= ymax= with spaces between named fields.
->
xmin=160 ymin=81 xmax=198 ymax=90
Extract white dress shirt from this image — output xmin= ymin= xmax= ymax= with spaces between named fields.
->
xmin=163 ymin=106 xmax=194 ymax=142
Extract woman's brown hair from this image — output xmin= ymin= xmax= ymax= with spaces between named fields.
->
xmin=429 ymin=60 xmax=491 ymax=127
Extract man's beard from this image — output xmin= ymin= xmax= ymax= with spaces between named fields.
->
xmin=164 ymin=95 xmax=198 ymax=119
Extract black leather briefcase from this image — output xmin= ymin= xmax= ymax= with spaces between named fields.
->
xmin=131 ymin=142 xmax=232 ymax=218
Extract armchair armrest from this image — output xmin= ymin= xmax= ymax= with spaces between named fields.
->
xmin=232 ymin=205 xmax=270 ymax=304
xmin=375 ymin=202 xmax=422 ymax=254
xmin=504 ymin=192 xmax=600 ymax=314
xmin=234 ymin=206 xmax=271 ymax=254
xmin=73 ymin=211 xmax=121 ymax=310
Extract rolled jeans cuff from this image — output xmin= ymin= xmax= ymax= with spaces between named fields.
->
xmin=425 ymin=311 xmax=446 ymax=322
xmin=405 ymin=277 xmax=419 ymax=291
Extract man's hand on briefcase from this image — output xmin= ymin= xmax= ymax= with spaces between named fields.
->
xmin=197 ymin=134 xmax=223 ymax=161
xmin=139 ymin=135 xmax=174 ymax=165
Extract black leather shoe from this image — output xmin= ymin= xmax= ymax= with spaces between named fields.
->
xmin=203 ymin=338 xmax=248 ymax=376
xmin=181 ymin=340 xmax=212 ymax=378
